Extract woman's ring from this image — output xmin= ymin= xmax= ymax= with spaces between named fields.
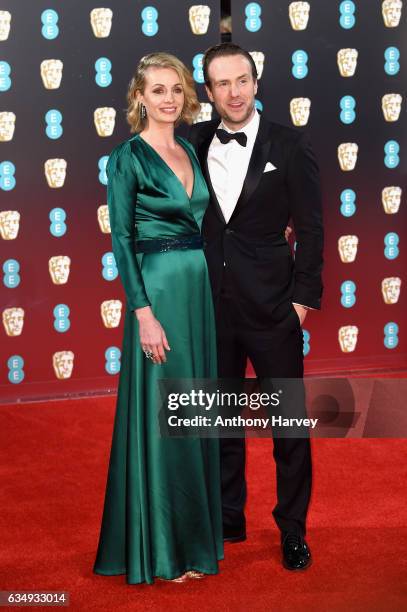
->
xmin=144 ymin=349 xmax=154 ymax=360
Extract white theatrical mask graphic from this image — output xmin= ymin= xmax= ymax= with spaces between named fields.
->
xmin=338 ymin=235 xmax=359 ymax=263
xmin=0 ymin=210 xmax=20 ymax=240
xmin=53 ymin=351 xmax=74 ymax=379
xmin=2 ymin=307 xmax=24 ymax=336
xmin=338 ymin=325 xmax=359 ymax=353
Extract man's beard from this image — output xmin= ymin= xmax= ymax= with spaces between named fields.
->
xmin=221 ymin=102 xmax=255 ymax=127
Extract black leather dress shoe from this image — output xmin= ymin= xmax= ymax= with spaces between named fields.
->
xmin=281 ymin=532 xmax=312 ymax=570
xmin=223 ymin=524 xmax=247 ymax=543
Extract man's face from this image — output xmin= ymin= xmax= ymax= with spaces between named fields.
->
xmin=205 ymin=54 xmax=257 ymax=130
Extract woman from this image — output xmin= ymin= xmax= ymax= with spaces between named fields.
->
xmin=93 ymin=53 xmax=223 ymax=584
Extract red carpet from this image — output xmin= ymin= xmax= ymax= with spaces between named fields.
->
xmin=1 ymin=397 xmax=406 ymax=611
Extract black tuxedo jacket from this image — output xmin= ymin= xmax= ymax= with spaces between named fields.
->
xmin=188 ymin=114 xmax=324 ymax=328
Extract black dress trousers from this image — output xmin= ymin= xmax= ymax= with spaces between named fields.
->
xmin=216 ymin=267 xmax=312 ymax=537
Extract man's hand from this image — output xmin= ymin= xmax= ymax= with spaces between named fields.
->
xmin=293 ymin=303 xmax=308 ymax=325
xmin=285 ymin=225 xmax=293 ymax=241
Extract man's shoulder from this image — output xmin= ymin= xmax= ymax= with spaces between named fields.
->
xmin=188 ymin=118 xmax=218 ymax=144
xmin=263 ymin=117 xmax=306 ymax=147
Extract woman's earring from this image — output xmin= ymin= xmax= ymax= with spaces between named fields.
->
xmin=140 ymin=104 xmax=146 ymax=119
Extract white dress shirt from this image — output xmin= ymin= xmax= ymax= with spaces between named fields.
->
xmin=208 ymin=109 xmax=260 ymax=223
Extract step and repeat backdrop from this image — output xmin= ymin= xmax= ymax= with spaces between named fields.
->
xmin=0 ymin=1 xmax=405 ymax=401
xmin=0 ymin=0 xmax=220 ymax=401
xmin=232 ymin=0 xmax=406 ymax=374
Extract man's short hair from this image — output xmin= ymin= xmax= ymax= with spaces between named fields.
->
xmin=203 ymin=43 xmax=258 ymax=87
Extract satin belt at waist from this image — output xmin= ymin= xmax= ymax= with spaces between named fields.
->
xmin=135 ymin=234 xmax=204 ymax=254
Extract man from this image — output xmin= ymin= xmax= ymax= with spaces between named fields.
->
xmin=189 ymin=43 xmax=323 ymax=571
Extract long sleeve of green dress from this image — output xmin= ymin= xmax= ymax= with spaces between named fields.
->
xmin=107 ymin=142 xmax=151 ymax=311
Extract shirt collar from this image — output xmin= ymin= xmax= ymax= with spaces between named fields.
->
xmin=219 ymin=108 xmax=260 ymax=143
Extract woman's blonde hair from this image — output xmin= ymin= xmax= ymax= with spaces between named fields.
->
xmin=126 ymin=52 xmax=200 ymax=133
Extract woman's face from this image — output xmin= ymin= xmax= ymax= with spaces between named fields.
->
xmin=137 ymin=67 xmax=185 ymax=127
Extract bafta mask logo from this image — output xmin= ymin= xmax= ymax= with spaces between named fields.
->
xmin=49 ymin=255 xmax=71 ymax=285
xmin=0 ymin=10 xmax=11 ymax=41
xmin=382 ymin=186 xmax=402 ymax=214
xmin=2 ymin=307 xmax=24 ymax=337
xmin=53 ymin=351 xmax=74 ymax=380
xmin=94 ymin=107 xmax=116 ymax=137
xmin=337 ymin=143 xmax=358 ymax=171
xmin=44 ymin=158 xmax=67 ymax=188
xmin=97 ymin=205 xmax=111 ymax=233
xmin=249 ymin=51 xmax=265 ymax=79
xmin=338 ymin=325 xmax=359 ymax=353
xmin=0 ymin=210 xmax=20 ymax=240
xmin=40 ymin=59 xmax=63 ymax=89
xmin=0 ymin=112 xmax=16 ymax=142
xmin=337 ymin=48 xmax=358 ymax=77
xmin=193 ymin=102 xmax=213 ymax=124
xmin=382 ymin=277 xmax=401 ymax=304
xmin=382 ymin=93 xmax=402 ymax=121
xmin=338 ymin=235 xmax=359 ymax=263
xmin=382 ymin=0 xmax=403 ymax=27
xmin=90 ymin=8 xmax=113 ymax=38
xmin=101 ymin=299 xmax=123 ymax=328
xmin=290 ymin=98 xmax=311 ymax=126
xmin=189 ymin=5 xmax=211 ymax=35
xmin=289 ymin=2 xmax=310 ymax=30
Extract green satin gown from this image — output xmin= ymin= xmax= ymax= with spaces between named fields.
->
xmin=93 ymin=134 xmax=223 ymax=584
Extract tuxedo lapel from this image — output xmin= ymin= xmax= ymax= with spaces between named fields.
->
xmin=198 ymin=127 xmax=227 ymax=224
xmin=229 ymin=115 xmax=271 ymax=223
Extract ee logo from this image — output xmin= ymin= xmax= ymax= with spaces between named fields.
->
xmin=49 ymin=208 xmax=67 ymax=237
xmin=141 ymin=6 xmax=158 ymax=36
xmin=303 ymin=330 xmax=310 ymax=356
xmin=384 ymin=232 xmax=399 ymax=259
xmin=53 ymin=304 xmax=70 ymax=332
xmin=41 ymin=9 xmax=59 ymax=39
xmin=340 ymin=96 xmax=356 ymax=124
xmin=8 ymin=355 xmax=24 ymax=384
xmin=99 ymin=156 xmax=108 ymax=185
xmin=192 ymin=54 xmax=204 ymax=83
xmin=384 ymin=322 xmax=398 ymax=349
xmin=0 ymin=161 xmax=16 ymax=190
xmin=45 ymin=109 xmax=63 ymax=139
xmin=384 ymin=47 xmax=400 ymax=75
xmin=384 ymin=140 xmax=399 ymax=168
xmin=341 ymin=280 xmax=356 ymax=308
xmin=102 ymin=252 xmax=118 ymax=281
xmin=292 ymin=50 xmax=308 ymax=79
xmin=245 ymin=3 xmax=262 ymax=32
xmin=339 ymin=1 xmax=356 ymax=29
xmin=340 ymin=189 xmax=356 ymax=217
xmin=3 ymin=259 xmax=20 ymax=287
xmin=95 ymin=58 xmax=112 ymax=88
xmin=0 ymin=61 xmax=11 ymax=91
xmin=105 ymin=346 xmax=121 ymax=374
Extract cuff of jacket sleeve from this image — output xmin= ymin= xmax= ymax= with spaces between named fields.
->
xmin=292 ymin=302 xmax=315 ymax=310
xmin=292 ymin=289 xmax=322 ymax=310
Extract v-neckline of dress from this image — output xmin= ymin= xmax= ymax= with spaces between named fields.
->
xmin=136 ymin=134 xmax=196 ymax=201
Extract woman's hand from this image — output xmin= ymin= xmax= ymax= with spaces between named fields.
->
xmin=135 ymin=306 xmax=170 ymax=364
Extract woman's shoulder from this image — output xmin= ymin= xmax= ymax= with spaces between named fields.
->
xmin=107 ymin=135 xmax=140 ymax=173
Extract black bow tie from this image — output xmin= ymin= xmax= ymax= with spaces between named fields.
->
xmin=216 ymin=128 xmax=247 ymax=147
